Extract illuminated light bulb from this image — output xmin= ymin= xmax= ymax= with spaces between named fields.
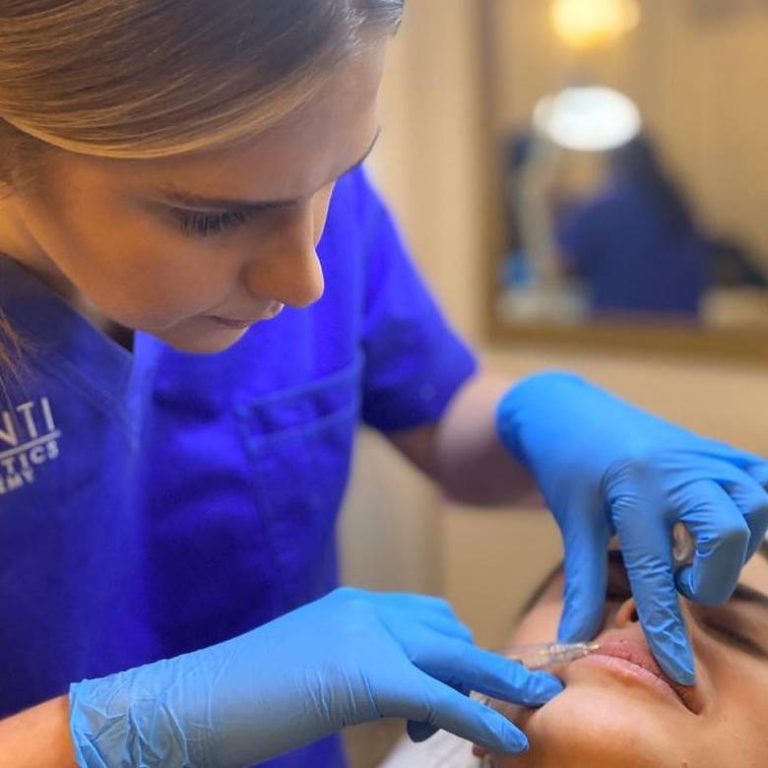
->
xmin=534 ymin=86 xmax=642 ymax=152
xmin=551 ymin=0 xmax=640 ymax=50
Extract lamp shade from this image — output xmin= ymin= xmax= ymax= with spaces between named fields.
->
xmin=533 ymin=86 xmax=642 ymax=152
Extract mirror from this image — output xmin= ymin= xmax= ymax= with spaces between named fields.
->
xmin=479 ymin=0 xmax=768 ymax=362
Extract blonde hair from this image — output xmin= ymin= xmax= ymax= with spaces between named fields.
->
xmin=0 ymin=0 xmax=404 ymax=371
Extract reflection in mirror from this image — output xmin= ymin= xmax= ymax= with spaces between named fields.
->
xmin=489 ymin=0 xmax=768 ymax=336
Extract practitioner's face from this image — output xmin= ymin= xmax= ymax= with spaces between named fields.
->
xmin=0 ymin=39 xmax=388 ymax=354
xmin=484 ymin=551 xmax=768 ymax=768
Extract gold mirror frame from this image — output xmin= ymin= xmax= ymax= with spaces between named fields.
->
xmin=477 ymin=1 xmax=768 ymax=366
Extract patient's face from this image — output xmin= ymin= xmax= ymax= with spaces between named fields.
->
xmin=484 ymin=552 xmax=768 ymax=767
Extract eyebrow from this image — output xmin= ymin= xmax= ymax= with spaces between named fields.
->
xmin=149 ymin=128 xmax=383 ymax=213
xmin=705 ymin=583 xmax=768 ymax=660
xmin=731 ymin=583 xmax=768 ymax=614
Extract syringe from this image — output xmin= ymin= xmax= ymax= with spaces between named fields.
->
xmin=503 ymin=641 xmax=600 ymax=669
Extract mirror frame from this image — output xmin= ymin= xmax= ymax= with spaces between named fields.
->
xmin=476 ymin=0 xmax=768 ymax=366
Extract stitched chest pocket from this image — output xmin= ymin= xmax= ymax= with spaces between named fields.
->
xmin=235 ymin=356 xmax=363 ymax=615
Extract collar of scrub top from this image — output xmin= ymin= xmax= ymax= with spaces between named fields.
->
xmin=0 ymin=253 xmax=133 ymax=401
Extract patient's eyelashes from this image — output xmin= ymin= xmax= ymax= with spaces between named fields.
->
xmin=698 ymin=593 xmax=768 ymax=660
xmin=700 ymin=619 xmax=767 ymax=659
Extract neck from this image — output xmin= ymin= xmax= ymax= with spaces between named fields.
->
xmin=0 ymin=251 xmax=129 ymax=347
xmin=0 ymin=200 xmax=134 ymax=349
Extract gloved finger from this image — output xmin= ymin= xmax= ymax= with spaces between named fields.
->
xmin=382 ymin=613 xmax=474 ymax=648
xmin=404 ymin=673 xmax=529 ymax=755
xmin=408 ymin=678 xmax=472 ymax=742
xmin=673 ymin=481 xmax=750 ymax=604
xmin=414 ymin=613 xmax=474 ymax=645
xmin=722 ymin=474 xmax=768 ymax=561
xmin=557 ymin=516 xmax=612 ymax=643
xmin=745 ymin=461 xmax=768 ymax=491
xmin=694 ymin=455 xmax=768 ymax=561
xmin=613 ymin=507 xmax=695 ymax=686
xmin=407 ymin=720 xmax=438 ymax=743
xmin=697 ymin=439 xmax=768 ymax=473
xmin=409 ymin=637 xmax=562 ymax=707
xmin=375 ymin=592 xmax=464 ymax=621
xmin=664 ymin=453 xmax=768 ymax=563
xmin=375 ymin=594 xmax=474 ymax=643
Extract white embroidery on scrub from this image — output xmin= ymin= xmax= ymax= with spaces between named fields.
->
xmin=0 ymin=397 xmax=61 ymax=495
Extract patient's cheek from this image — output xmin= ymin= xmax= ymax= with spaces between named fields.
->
xmin=511 ymin=601 xmax=562 ymax=646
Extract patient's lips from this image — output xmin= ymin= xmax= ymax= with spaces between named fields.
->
xmin=579 ymin=637 xmax=704 ymax=715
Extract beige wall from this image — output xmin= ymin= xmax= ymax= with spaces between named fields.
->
xmin=492 ymin=0 xmax=768 ymax=266
xmin=366 ymin=0 xmax=489 ymax=343
xmin=340 ymin=0 xmax=768 ymax=647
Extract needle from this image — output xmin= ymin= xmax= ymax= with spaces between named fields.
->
xmin=504 ymin=641 xmax=601 ymax=669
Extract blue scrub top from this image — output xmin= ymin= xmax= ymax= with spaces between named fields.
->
xmin=139 ymin=169 xmax=477 ymax=766
xmin=0 ymin=258 xmax=157 ymax=717
xmin=558 ymin=179 xmax=708 ymax=316
xmin=0 ymin=168 xmax=476 ymax=766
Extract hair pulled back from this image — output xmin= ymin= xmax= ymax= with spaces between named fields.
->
xmin=0 ymin=0 xmax=403 ymax=373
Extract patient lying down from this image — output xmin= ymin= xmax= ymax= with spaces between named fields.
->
xmin=381 ymin=546 xmax=768 ymax=768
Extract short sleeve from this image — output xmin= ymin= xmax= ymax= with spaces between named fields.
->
xmin=352 ymin=170 xmax=478 ymax=432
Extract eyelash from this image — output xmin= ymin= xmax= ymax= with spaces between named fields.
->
xmin=174 ymin=209 xmax=249 ymax=238
xmin=702 ymin=619 xmax=766 ymax=659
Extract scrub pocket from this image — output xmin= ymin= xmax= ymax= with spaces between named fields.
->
xmin=235 ymin=356 xmax=363 ymax=616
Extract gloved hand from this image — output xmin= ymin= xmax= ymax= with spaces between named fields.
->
xmin=70 ymin=587 xmax=562 ymax=767
xmin=497 ymin=371 xmax=768 ymax=686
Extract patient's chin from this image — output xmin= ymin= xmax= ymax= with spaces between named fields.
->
xmin=487 ymin=685 xmax=683 ymax=768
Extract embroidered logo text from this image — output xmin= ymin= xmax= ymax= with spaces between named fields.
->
xmin=0 ymin=397 xmax=60 ymax=495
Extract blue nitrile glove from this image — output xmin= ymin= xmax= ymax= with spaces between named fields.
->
xmin=69 ymin=587 xmax=562 ymax=766
xmin=497 ymin=371 xmax=768 ymax=686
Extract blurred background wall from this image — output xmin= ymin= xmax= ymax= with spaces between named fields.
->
xmin=339 ymin=0 xmax=768 ymax=649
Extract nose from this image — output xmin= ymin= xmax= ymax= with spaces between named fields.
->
xmin=613 ymin=597 xmax=640 ymax=628
xmin=612 ymin=593 xmax=703 ymax=637
xmin=241 ymin=202 xmax=326 ymax=309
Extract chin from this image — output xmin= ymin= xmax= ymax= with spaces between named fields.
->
xmin=154 ymin=325 xmax=248 ymax=355
xmin=491 ymin=685 xmax=681 ymax=768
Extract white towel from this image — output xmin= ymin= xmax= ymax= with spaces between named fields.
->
xmin=378 ymin=731 xmax=481 ymax=768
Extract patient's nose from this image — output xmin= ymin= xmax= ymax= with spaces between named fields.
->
xmin=613 ymin=597 xmax=640 ymax=628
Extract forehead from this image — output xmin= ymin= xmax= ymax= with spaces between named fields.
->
xmin=48 ymin=39 xmax=387 ymax=204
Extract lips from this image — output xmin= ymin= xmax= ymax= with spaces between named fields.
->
xmin=209 ymin=316 xmax=257 ymax=329
xmin=583 ymin=639 xmax=703 ymax=714
xmin=209 ymin=303 xmax=284 ymax=329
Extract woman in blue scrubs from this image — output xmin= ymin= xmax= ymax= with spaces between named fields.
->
xmin=0 ymin=2 xmax=766 ymax=766
xmin=558 ymin=135 xmax=709 ymax=317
